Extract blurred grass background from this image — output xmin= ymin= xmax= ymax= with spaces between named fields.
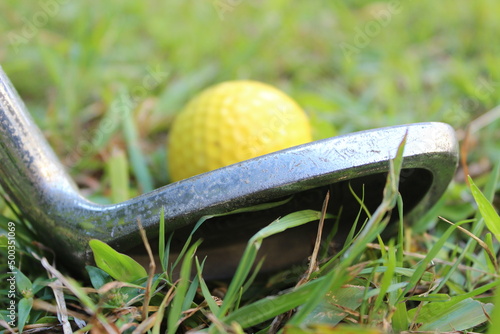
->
xmin=1 ymin=0 xmax=498 ymax=194
xmin=1 ymin=1 xmax=500 ymax=332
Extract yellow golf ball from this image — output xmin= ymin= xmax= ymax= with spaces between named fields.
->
xmin=167 ymin=80 xmax=312 ymax=182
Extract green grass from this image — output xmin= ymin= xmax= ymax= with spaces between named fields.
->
xmin=1 ymin=0 xmax=500 ymax=333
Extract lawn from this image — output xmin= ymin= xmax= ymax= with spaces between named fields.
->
xmin=0 ymin=0 xmax=499 ymax=333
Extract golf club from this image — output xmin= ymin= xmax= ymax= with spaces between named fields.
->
xmin=0 ymin=65 xmax=458 ymax=278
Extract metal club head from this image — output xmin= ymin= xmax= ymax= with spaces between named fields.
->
xmin=0 ymin=65 xmax=458 ymax=278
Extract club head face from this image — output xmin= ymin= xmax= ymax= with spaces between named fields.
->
xmin=126 ymin=122 xmax=458 ymax=279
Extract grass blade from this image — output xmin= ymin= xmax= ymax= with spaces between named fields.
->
xmin=218 ymin=210 xmax=324 ymax=316
xmin=121 ymin=90 xmax=154 ymax=193
xmin=106 ymin=147 xmax=129 ymax=203
xmin=409 ymin=297 xmax=493 ymax=332
xmin=392 ymin=301 xmax=408 ymax=332
xmin=17 ymin=297 xmax=33 ymax=333
xmin=167 ymin=239 xmax=201 ymax=333
xmin=222 ymin=277 xmax=325 ymax=328
xmin=89 ymin=239 xmax=147 ymax=282
xmin=488 ymin=284 xmax=500 ymax=334
xmin=289 ymin=135 xmax=408 ymax=326
xmin=397 ymin=221 xmax=463 ymax=301
xmin=302 ymin=285 xmax=366 ymax=326
xmin=374 ymin=241 xmax=396 ymax=310
xmin=468 ymin=175 xmax=500 ymax=240
xmin=167 ymin=198 xmax=291 ymax=274
xmin=250 ymin=210 xmax=324 ymax=243
xmin=158 ymin=207 xmax=167 ymax=271
xmin=196 ymin=258 xmax=221 ymax=315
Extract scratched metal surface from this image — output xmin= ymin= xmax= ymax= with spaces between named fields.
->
xmin=0 ymin=65 xmax=458 ymax=273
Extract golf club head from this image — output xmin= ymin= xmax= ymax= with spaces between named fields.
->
xmin=0 ymin=65 xmax=458 ymax=278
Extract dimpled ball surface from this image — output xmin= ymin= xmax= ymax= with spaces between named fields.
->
xmin=168 ymin=80 xmax=312 ymax=182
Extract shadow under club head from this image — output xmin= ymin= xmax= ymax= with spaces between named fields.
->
xmin=0 ymin=65 xmax=458 ymax=278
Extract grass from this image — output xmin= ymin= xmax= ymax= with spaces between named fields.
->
xmin=1 ymin=0 xmax=500 ymax=333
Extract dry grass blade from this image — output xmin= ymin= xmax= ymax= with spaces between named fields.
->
xmin=32 ymin=255 xmax=122 ymax=334
xmin=0 ymin=320 xmax=14 ymax=333
xmin=132 ymin=313 xmax=158 ymax=334
xmin=151 ymin=278 xmax=180 ymax=333
xmin=137 ymin=218 xmax=156 ymax=321
xmin=438 ymin=216 xmax=498 ymax=271
xmin=32 ymin=254 xmax=94 ymax=314
xmin=97 ymin=281 xmax=144 ymax=295
xmin=32 ymin=299 xmax=90 ymax=322
xmin=366 ymin=243 xmax=499 ymax=278
xmin=37 ymin=257 xmax=76 ymax=334
xmin=460 ymin=126 xmax=472 ymax=185
xmin=3 ymin=322 xmax=70 ymax=333
xmin=298 ymin=190 xmax=330 ymax=286
xmin=401 ymin=331 xmax=476 ymax=333
xmin=457 ymin=105 xmax=500 ymax=182
xmin=457 ymin=105 xmax=500 ymax=140
xmin=270 ymin=192 xmax=332 ymax=333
